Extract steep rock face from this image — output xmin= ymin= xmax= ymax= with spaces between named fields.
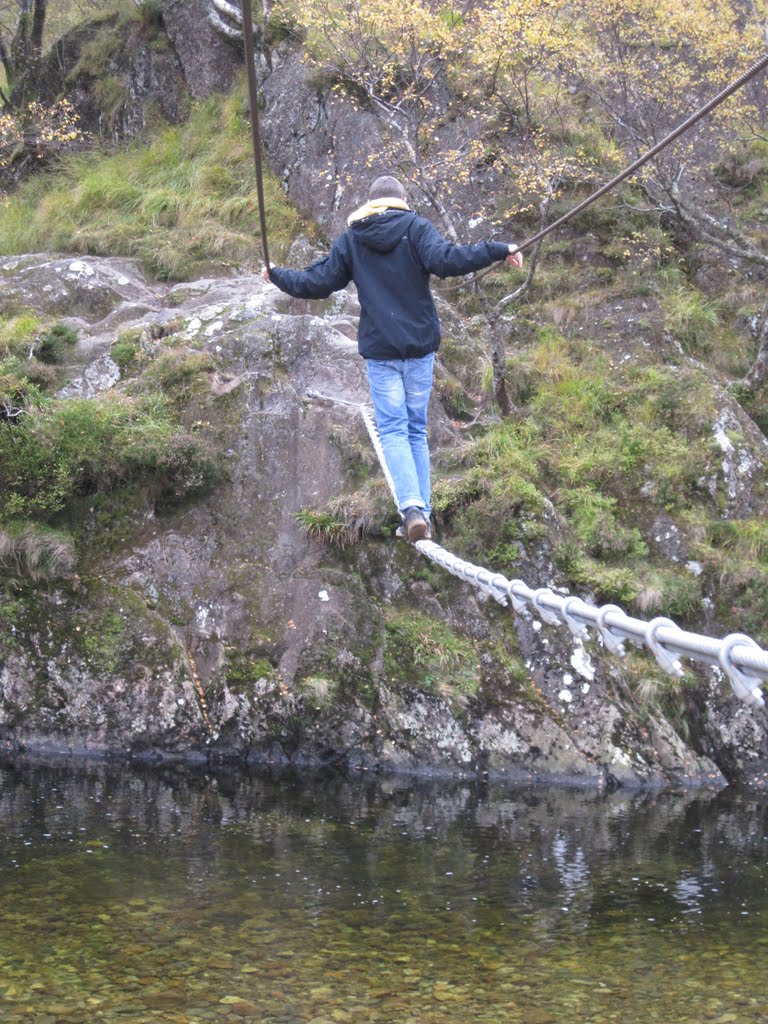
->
xmin=37 ymin=12 xmax=188 ymax=141
xmin=257 ymin=46 xmax=390 ymax=239
xmin=1 ymin=255 xmax=766 ymax=787
xmin=161 ymin=0 xmax=241 ymax=100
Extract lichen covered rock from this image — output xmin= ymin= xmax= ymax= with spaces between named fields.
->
xmin=0 ymin=254 xmax=766 ymax=787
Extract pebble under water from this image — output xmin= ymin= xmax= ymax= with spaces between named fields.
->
xmin=1 ymin=761 xmax=767 ymax=1023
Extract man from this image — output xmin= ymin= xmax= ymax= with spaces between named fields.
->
xmin=262 ymin=175 xmax=523 ymax=543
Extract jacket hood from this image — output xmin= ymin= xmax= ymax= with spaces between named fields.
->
xmin=348 ymin=201 xmax=416 ymax=254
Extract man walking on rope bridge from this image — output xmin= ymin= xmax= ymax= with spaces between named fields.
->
xmin=262 ymin=175 xmax=523 ymax=543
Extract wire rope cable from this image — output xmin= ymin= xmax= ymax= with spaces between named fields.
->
xmin=241 ymin=0 xmax=270 ymax=269
xmin=512 ymin=50 xmax=768 ymax=258
xmin=449 ymin=50 xmax=768 ymax=291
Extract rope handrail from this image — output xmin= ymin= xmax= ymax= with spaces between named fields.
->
xmin=307 ymin=390 xmax=768 ymax=710
xmin=506 ymin=50 xmax=768 ymax=259
xmin=241 ymin=0 xmax=270 ymax=268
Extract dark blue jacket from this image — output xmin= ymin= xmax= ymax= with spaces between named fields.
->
xmin=269 ymin=210 xmax=510 ymax=360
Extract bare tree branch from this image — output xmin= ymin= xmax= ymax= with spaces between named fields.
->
xmin=668 ymin=178 xmax=768 ymax=269
xmin=495 ymin=230 xmax=544 ymax=313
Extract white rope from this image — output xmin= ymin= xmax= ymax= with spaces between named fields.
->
xmin=306 ymin=389 xmax=768 ymax=708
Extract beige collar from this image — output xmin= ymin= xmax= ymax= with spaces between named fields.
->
xmin=347 ymin=197 xmax=410 ymax=225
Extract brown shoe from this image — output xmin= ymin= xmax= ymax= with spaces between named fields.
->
xmin=403 ymin=506 xmax=429 ymax=543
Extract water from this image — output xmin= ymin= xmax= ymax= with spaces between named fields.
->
xmin=1 ymin=762 xmax=767 ymax=1023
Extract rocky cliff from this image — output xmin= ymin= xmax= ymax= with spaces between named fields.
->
xmin=2 ymin=9 xmax=768 ymax=788
xmin=1 ymin=252 xmax=766 ymax=788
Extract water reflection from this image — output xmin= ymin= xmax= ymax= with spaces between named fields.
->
xmin=0 ymin=761 xmax=767 ymax=1022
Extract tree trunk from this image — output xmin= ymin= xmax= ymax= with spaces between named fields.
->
xmin=741 ymin=293 xmax=768 ymax=393
xmin=6 ymin=0 xmax=48 ymax=107
xmin=489 ymin=318 xmax=512 ymax=416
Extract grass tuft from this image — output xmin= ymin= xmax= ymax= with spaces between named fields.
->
xmin=0 ymin=522 xmax=75 ymax=581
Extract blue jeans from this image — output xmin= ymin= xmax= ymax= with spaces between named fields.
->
xmin=366 ymin=353 xmax=434 ymax=518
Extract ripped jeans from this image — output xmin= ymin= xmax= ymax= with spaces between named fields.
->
xmin=365 ymin=352 xmax=434 ymax=518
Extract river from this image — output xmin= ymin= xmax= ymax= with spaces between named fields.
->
xmin=0 ymin=760 xmax=766 ymax=1023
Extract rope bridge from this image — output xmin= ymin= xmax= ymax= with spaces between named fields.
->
xmin=308 ymin=390 xmax=768 ymax=711
xmin=243 ymin=31 xmax=768 ymax=710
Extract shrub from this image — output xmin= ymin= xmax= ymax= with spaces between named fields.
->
xmin=0 ymin=391 xmax=219 ymax=523
xmin=110 ymin=334 xmax=143 ymax=376
xmin=36 ymin=324 xmax=78 ymax=364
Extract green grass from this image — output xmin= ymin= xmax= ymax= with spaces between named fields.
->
xmin=0 ymin=73 xmax=310 ymax=281
xmin=0 ymin=326 xmax=221 ymax=581
xmin=0 ymin=390 xmax=219 ymax=524
xmin=705 ymin=519 xmax=768 ymax=565
xmin=0 ymin=315 xmax=79 ymax=417
xmin=383 ymin=611 xmax=481 ymax=699
xmin=0 ymin=522 xmax=75 ymax=581
xmin=559 ymin=488 xmax=647 ymax=561
xmin=657 ymin=269 xmax=752 ymax=374
xmin=0 ymin=312 xmax=42 ymax=358
xmin=443 ymin=334 xmax=732 ymax=618
xmin=662 ymin=282 xmax=720 ymax=355
xmin=294 ymin=508 xmax=355 ymax=548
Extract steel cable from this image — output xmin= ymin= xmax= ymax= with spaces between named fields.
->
xmin=241 ymin=0 xmax=270 ymax=268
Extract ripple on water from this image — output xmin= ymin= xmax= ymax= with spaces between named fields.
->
xmin=0 ymin=764 xmax=767 ymax=1023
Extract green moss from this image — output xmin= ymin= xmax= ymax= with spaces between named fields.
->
xmin=383 ymin=611 xmax=481 ymax=699
xmin=225 ymin=650 xmax=276 ymax=697
xmin=68 ymin=487 xmax=148 ymax=565
xmin=78 ymin=609 xmax=126 ymax=673
xmin=479 ymin=634 xmax=543 ymax=705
